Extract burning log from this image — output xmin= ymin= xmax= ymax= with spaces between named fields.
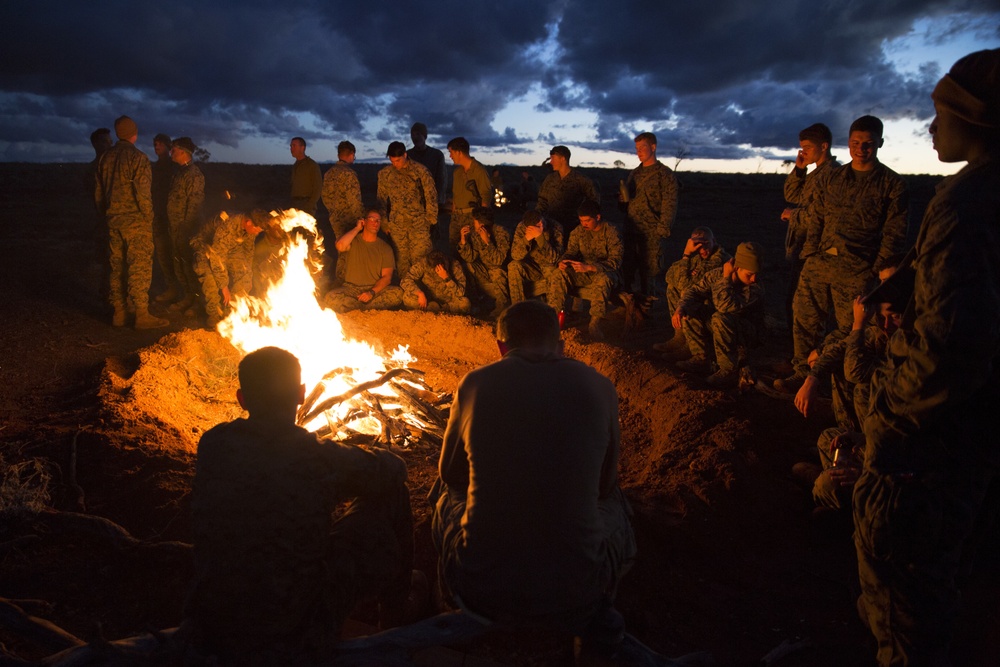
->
xmin=296 ymin=367 xmax=415 ymax=426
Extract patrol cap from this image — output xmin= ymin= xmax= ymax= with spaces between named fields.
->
xmin=114 ymin=115 xmax=137 ymax=140
xmin=690 ymin=227 xmax=715 ymax=244
xmin=550 ymin=145 xmax=571 ymax=160
xmin=173 ymin=137 xmax=197 ymax=155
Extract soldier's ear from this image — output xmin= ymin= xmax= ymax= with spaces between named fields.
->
xmin=236 ymin=389 xmax=247 ymax=410
xmin=497 ymin=341 xmax=510 ymax=357
xmin=297 ymin=383 xmax=306 ymax=405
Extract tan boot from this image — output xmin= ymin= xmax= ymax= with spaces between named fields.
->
xmin=155 ymin=286 xmax=179 ymax=303
xmin=134 ymin=309 xmax=169 ymax=329
xmin=112 ymin=306 xmax=127 ymax=327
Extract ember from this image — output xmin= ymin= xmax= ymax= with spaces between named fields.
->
xmin=218 ymin=209 xmax=447 ymax=448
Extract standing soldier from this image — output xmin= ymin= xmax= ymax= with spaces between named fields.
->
xmin=151 ymin=133 xmax=180 ymax=304
xmin=779 ymin=123 xmax=838 ymax=341
xmin=446 ymin=137 xmax=493 ymax=252
xmin=377 ymin=141 xmax=437 ymax=280
xmin=621 ymin=132 xmax=678 ymax=299
xmin=779 ymin=115 xmax=909 ymax=392
xmin=289 ymin=136 xmax=321 ymax=217
xmin=166 ymin=137 xmax=205 ymax=316
xmin=536 ymin=145 xmax=599 ymax=236
xmin=321 ymin=140 xmax=364 ymax=283
xmin=508 ymin=210 xmax=564 ymax=305
xmin=94 ymin=115 xmax=168 ymax=329
xmin=458 ymin=207 xmax=510 ymax=318
xmin=408 ymin=122 xmax=448 ymax=238
xmin=547 ymin=200 xmax=622 ymax=342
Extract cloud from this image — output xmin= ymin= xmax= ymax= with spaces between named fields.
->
xmin=0 ymin=0 xmax=996 ymax=163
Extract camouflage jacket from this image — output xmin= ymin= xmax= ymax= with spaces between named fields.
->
xmin=864 ymin=155 xmax=1000 ymax=473
xmin=408 ymin=144 xmax=447 ymax=204
xmin=510 ymin=220 xmax=564 ymax=266
xmin=458 ymin=224 xmax=510 ymax=269
xmin=401 ymin=259 xmax=466 ymax=301
xmin=783 ymin=158 xmax=839 ymax=260
xmin=562 ymin=222 xmax=623 ymax=274
xmin=536 ymin=168 xmax=599 ymax=228
xmin=321 ymin=160 xmax=363 ymax=230
xmin=451 ymin=158 xmax=493 ymax=211
xmin=625 ymin=160 xmax=678 ymax=237
xmin=191 ymin=211 xmax=256 ymax=289
xmin=843 ymin=322 xmax=889 ymax=386
xmin=94 ymin=140 xmax=153 ymax=221
xmin=808 ymin=160 xmax=908 ymax=272
xmin=377 ymin=161 xmax=438 ymax=233
xmin=167 ymin=162 xmax=205 ymax=232
xmin=679 ymin=267 xmax=764 ymax=320
xmin=667 ymin=245 xmax=731 ymax=293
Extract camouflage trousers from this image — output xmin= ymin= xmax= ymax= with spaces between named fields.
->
xmin=508 ymin=259 xmax=558 ymax=304
xmin=170 ymin=219 xmax=201 ymax=299
xmin=431 ymin=481 xmax=636 ymax=633
xmin=401 ymin=286 xmax=471 ymax=314
xmin=546 ymin=268 xmax=616 ymax=319
xmin=193 ymin=253 xmax=252 ymax=322
xmin=461 ymin=260 xmax=509 ymax=307
xmin=387 ymin=224 xmax=432 ymax=282
xmin=107 ymin=215 xmax=153 ymax=311
xmin=152 ymin=213 xmax=179 ymax=290
xmin=664 ymin=259 xmax=689 ymax=316
xmin=323 ymin=283 xmax=403 ymax=313
xmin=622 ymin=221 xmax=665 ymax=297
xmin=791 ymin=254 xmax=870 ymax=376
xmin=190 ymin=483 xmax=413 ymax=665
xmin=853 ymin=465 xmax=995 ymax=666
xmin=683 ymin=309 xmax=760 ymax=373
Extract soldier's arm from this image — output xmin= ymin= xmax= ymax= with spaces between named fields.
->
xmin=843 ymin=326 xmax=883 ymax=385
xmin=876 ymin=175 xmax=909 ymax=271
xmin=419 ymin=166 xmax=439 ymax=225
xmin=136 ymin=156 xmax=154 ymax=221
xmin=510 ymin=223 xmax=529 ymax=261
xmin=187 ymin=171 xmax=205 ymax=228
xmin=376 ymin=171 xmax=391 ymax=232
xmin=438 ymin=386 xmax=470 ymax=494
xmin=783 ymin=167 xmax=808 ymax=205
xmin=658 ymin=169 xmax=678 ymax=237
xmin=321 ymin=170 xmax=336 ymax=215
xmin=713 ymin=276 xmax=763 ymax=314
xmin=348 ymin=172 xmax=363 ymax=221
xmin=479 ymin=226 xmax=510 ymax=268
xmin=400 ymin=262 xmax=421 ymax=294
xmin=593 ymin=225 xmax=623 ymax=272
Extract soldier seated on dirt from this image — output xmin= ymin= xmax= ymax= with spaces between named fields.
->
xmin=670 ymin=242 xmax=766 ymax=388
xmin=431 ymin=300 xmax=637 ymax=659
xmin=322 ymin=208 xmax=403 ymax=313
xmin=508 ymin=209 xmax=564 ymax=305
xmin=457 ymin=206 xmax=510 ymax=318
xmin=185 ymin=346 xmax=416 ymax=664
xmin=401 ymin=250 xmax=472 ymax=313
xmin=654 ymin=226 xmax=731 ymax=359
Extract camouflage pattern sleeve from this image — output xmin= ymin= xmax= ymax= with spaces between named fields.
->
xmin=510 ymin=223 xmax=530 ymax=261
xmin=784 ymin=167 xmax=809 ymax=205
xmin=168 ymin=165 xmax=204 ymax=231
xmin=843 ymin=325 xmax=886 ymax=385
xmin=809 ymin=329 xmax=848 ymax=379
xmin=655 ymin=166 xmax=678 ymax=237
xmin=712 ymin=277 xmax=764 ymax=315
xmin=376 ymin=167 xmax=392 ymax=233
xmin=400 ymin=261 xmax=422 ymax=295
xmin=457 ymin=238 xmax=476 ymax=263
xmin=414 ymin=162 xmax=439 ymax=226
xmin=876 ymin=172 xmax=909 ymax=270
xmin=535 ymin=173 xmax=556 ymax=214
xmin=135 ymin=151 xmax=154 ymax=221
xmin=478 ymin=225 xmax=510 ymax=268
xmin=207 ymin=214 xmax=248 ymax=289
xmin=546 ymin=222 xmax=566 ymax=262
xmin=442 ymin=264 xmax=467 ymax=298
xmin=585 ymin=223 xmax=622 ymax=273
xmin=321 ymin=163 xmax=363 ymax=228
xmin=562 ymin=226 xmax=582 ymax=261
xmin=677 ymin=270 xmax=715 ymax=311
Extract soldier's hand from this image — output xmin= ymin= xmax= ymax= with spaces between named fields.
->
xmin=795 ymin=150 xmax=808 ymax=169
xmin=358 ymin=290 xmax=374 ymax=304
xmin=852 ymin=295 xmax=870 ymax=329
xmin=221 ymin=286 xmax=232 ymax=306
xmin=671 ymin=309 xmax=685 ymax=330
xmin=524 ymin=223 xmax=542 ymax=241
xmin=460 ymin=225 xmax=471 ymax=242
xmin=723 ymin=258 xmax=736 ymax=279
xmin=794 ymin=375 xmax=820 ymax=418
xmin=781 ymin=208 xmax=793 ymax=222
xmin=434 ymin=264 xmax=449 ymax=280
xmin=417 ymin=291 xmax=428 ymax=309
xmin=355 ymin=218 xmax=365 ymax=232
xmin=683 ymin=238 xmax=701 ymax=256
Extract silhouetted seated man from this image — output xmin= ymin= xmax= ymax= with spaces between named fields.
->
xmin=431 ymin=300 xmax=636 ymax=657
xmin=185 ymin=346 xmax=414 ymax=665
xmin=322 ymin=208 xmax=403 ymax=313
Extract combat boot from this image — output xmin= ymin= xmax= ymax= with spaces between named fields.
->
xmin=652 ymin=332 xmax=687 ymax=353
xmin=675 ymin=357 xmax=712 ymax=374
xmin=134 ymin=309 xmax=169 ymax=330
xmin=168 ymin=295 xmax=194 ymax=313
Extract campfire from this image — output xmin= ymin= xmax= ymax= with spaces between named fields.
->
xmin=218 ymin=210 xmax=448 ymax=451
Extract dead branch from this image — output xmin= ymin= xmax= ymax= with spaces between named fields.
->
xmin=389 ymin=382 xmax=446 ymax=427
xmin=297 ymin=368 xmax=414 ymax=426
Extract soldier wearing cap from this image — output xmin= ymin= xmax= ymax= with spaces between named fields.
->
xmin=671 ymin=242 xmax=765 ymax=388
xmin=377 ymin=141 xmax=438 ymax=279
xmin=94 ymin=115 xmax=168 ymax=329
xmin=535 ymin=145 xmax=599 ymax=236
xmin=852 ymin=48 xmax=1000 ymax=666
xmin=166 ymin=136 xmax=205 ymax=316
xmin=655 ymin=226 xmax=730 ymax=358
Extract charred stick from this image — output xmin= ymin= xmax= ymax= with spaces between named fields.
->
xmin=297 ymin=368 xmax=411 ymax=426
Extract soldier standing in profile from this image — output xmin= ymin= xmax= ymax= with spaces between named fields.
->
xmin=94 ymin=115 xmax=168 ymax=330
xmin=407 ymin=123 xmax=447 ymax=224
xmin=446 ymin=136 xmax=493 ymax=252
xmin=621 ymin=132 xmax=678 ymax=301
xmin=289 ymin=136 xmax=322 ymax=217
xmin=321 ymin=140 xmax=364 ymax=284
xmin=166 ymin=137 xmax=205 ymax=317
xmin=377 ymin=141 xmax=437 ymax=279
xmin=151 ymin=133 xmax=181 ymax=304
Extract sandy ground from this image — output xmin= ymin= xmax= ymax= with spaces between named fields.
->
xmin=0 ymin=162 xmax=997 ymax=666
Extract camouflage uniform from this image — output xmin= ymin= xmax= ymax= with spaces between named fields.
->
xmin=676 ymin=267 xmax=765 ymax=373
xmin=321 ymin=160 xmax=364 ymax=283
xmin=782 ymin=159 xmax=839 ymax=335
xmin=151 ymin=154 xmax=179 ymax=292
xmin=535 ymin=168 xmax=599 ymax=234
xmin=457 ymin=224 xmax=510 ymax=309
xmin=94 ymin=140 xmax=155 ymax=312
xmin=322 ymin=235 xmax=403 ymax=313
xmin=791 ymin=161 xmax=908 ymax=376
xmin=401 ymin=258 xmax=470 ymax=313
xmin=623 ymin=160 xmax=678 ymax=295
xmin=449 ymin=158 xmax=493 ymax=250
xmin=508 ymin=219 xmax=564 ymax=303
xmin=664 ymin=244 xmax=730 ymax=316
xmin=290 ymin=156 xmax=322 ymax=216
xmin=377 ymin=161 xmax=438 ymax=279
xmin=547 ymin=222 xmax=622 ymax=319
xmin=853 ymin=155 xmax=1000 ymax=667
xmin=191 ymin=212 xmax=257 ymax=322
xmin=167 ymin=162 xmax=205 ymax=299
xmin=188 ymin=418 xmax=412 ymax=664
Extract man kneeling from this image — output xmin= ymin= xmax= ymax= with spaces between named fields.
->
xmin=186 ymin=347 xmax=414 ymax=664
xmin=432 ymin=301 xmax=636 ymax=651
